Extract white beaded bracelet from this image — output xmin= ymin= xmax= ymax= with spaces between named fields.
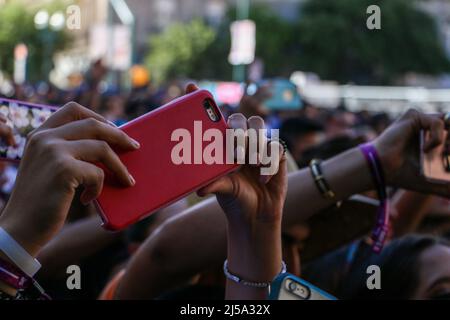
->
xmin=223 ymin=260 xmax=287 ymax=288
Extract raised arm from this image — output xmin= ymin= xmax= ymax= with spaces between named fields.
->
xmin=37 ymin=214 xmax=123 ymax=279
xmin=117 ymin=108 xmax=450 ymax=299
xmin=115 ymin=147 xmax=373 ymax=299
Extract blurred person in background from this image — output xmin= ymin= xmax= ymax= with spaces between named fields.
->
xmin=341 ymin=235 xmax=450 ymax=300
xmin=100 ymin=94 xmax=127 ymax=126
xmin=369 ymin=112 xmax=392 ymax=135
xmin=280 ymin=117 xmax=325 ymax=166
xmin=126 ymin=65 xmax=162 ymax=119
xmin=237 ymin=84 xmax=270 ymax=119
xmin=324 ymin=106 xmax=358 ymax=139
xmin=74 ymin=59 xmax=108 ymax=112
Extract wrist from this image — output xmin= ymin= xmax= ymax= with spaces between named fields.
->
xmin=323 ymin=147 xmax=374 ymax=197
xmin=0 ymin=216 xmax=41 ymax=259
xmin=373 ymin=139 xmax=399 ymax=185
xmin=227 ymin=221 xmax=282 ymax=282
xmin=226 ymin=204 xmax=283 ymax=228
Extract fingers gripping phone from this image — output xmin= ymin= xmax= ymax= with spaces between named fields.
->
xmin=269 ymin=273 xmax=337 ymax=300
xmin=0 ymin=99 xmax=56 ymax=161
xmin=96 ymin=89 xmax=239 ymax=230
xmin=420 ymin=130 xmax=450 ymax=183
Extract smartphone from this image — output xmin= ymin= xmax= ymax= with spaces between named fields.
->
xmin=0 ymin=98 xmax=56 ymax=161
xmin=96 ymin=89 xmax=239 ymax=231
xmin=250 ymin=79 xmax=302 ymax=110
xmin=420 ymin=130 xmax=450 ymax=183
xmin=269 ymin=273 xmax=337 ymax=300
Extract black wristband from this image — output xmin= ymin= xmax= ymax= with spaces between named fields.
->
xmin=309 ymin=159 xmax=335 ymax=199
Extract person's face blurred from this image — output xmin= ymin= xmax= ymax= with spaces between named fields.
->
xmin=92 ymin=63 xmax=107 ymax=82
xmin=326 ymin=112 xmax=356 ymax=138
xmin=291 ymin=132 xmax=323 ymax=162
xmin=304 ymin=106 xmax=320 ymax=120
xmin=108 ymin=97 xmax=125 ymax=117
xmin=413 ymin=244 xmax=450 ymax=299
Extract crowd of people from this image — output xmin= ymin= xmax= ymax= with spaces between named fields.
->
xmin=0 ymin=60 xmax=450 ymax=300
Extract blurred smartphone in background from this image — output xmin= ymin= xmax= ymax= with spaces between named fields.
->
xmin=246 ymin=79 xmax=303 ymax=111
xmin=269 ymin=273 xmax=337 ymax=300
xmin=420 ymin=130 xmax=450 ymax=183
xmin=0 ymin=98 xmax=56 ymax=162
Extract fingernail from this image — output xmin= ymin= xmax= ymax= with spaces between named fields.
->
xmin=129 ymin=174 xmax=136 ymax=186
xmin=108 ymin=120 xmax=118 ymax=127
xmin=130 ymin=138 xmax=140 ymax=149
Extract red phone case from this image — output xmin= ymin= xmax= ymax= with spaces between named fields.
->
xmin=95 ymin=90 xmax=238 ymax=230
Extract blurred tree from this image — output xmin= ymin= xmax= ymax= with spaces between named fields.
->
xmin=297 ymin=0 xmax=450 ymax=84
xmin=195 ymin=5 xmax=301 ymax=81
xmin=191 ymin=19 xmax=232 ymax=81
xmin=0 ymin=1 xmax=69 ymax=82
xmin=246 ymin=5 xmax=301 ymax=78
xmin=145 ymin=20 xmax=216 ymax=83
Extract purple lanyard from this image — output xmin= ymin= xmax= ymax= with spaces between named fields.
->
xmin=360 ymin=143 xmax=389 ymax=253
xmin=0 ymin=257 xmax=51 ymax=300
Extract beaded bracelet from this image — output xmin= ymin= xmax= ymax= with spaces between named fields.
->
xmin=223 ymin=260 xmax=287 ymax=288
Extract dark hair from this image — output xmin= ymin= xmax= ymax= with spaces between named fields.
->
xmin=280 ymin=117 xmax=324 ymax=151
xmin=340 ymin=235 xmax=449 ymax=299
xmin=299 ymin=135 xmax=365 ymax=168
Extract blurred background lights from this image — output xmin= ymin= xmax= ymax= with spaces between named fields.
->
xmin=34 ymin=9 xmax=49 ymax=30
xmin=49 ymin=11 xmax=66 ymax=31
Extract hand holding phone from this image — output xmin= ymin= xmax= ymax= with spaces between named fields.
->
xmin=96 ymin=89 xmax=240 ymax=230
xmin=0 ymin=102 xmax=137 ymax=257
xmin=372 ymin=110 xmax=450 ymax=198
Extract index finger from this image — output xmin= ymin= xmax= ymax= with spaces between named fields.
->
xmin=49 ymin=118 xmax=140 ymax=151
xmin=38 ymin=102 xmax=109 ymax=132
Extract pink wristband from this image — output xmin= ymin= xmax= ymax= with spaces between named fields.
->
xmin=0 ymin=257 xmax=31 ymax=290
xmin=0 ymin=256 xmax=51 ymax=300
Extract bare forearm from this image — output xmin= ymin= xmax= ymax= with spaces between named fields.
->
xmin=283 ymin=147 xmax=373 ymax=227
xmin=116 ymin=198 xmax=228 ymax=299
xmin=226 ymin=222 xmax=282 ymax=300
xmin=119 ymin=148 xmax=374 ymax=299
xmin=37 ymin=216 xmax=122 ymax=278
